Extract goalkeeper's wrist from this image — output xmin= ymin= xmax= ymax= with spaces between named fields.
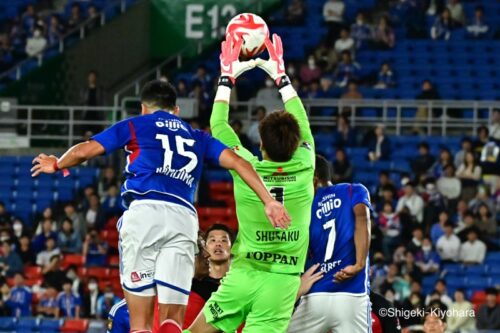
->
xmin=277 ymin=76 xmax=297 ymax=103
xmin=215 ymin=82 xmax=231 ymax=103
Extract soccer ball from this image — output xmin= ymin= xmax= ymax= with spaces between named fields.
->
xmin=226 ymin=13 xmax=269 ymax=58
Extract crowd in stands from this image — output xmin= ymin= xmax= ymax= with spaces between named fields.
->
xmin=0 ymin=1 xmax=102 ymax=73
xmin=0 ymin=166 xmax=123 ymax=320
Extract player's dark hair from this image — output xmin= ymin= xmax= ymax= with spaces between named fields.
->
xmin=140 ymin=80 xmax=177 ymax=110
xmin=259 ymin=111 xmax=300 ymax=162
xmin=205 ymin=224 xmax=233 ymax=243
xmin=315 ymin=154 xmax=331 ymax=183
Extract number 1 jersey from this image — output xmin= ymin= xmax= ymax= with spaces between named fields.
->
xmin=92 ymin=111 xmax=227 ymax=212
xmin=307 ymin=183 xmax=371 ymax=295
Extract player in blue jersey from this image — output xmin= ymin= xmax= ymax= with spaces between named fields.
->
xmin=288 ymin=154 xmax=372 ymax=333
xmin=107 ymin=299 xmax=129 ymax=333
xmin=31 ymin=80 xmax=290 ymax=333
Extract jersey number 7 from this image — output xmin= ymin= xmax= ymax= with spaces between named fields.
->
xmin=323 ymin=219 xmax=336 ymax=261
xmin=156 ymin=134 xmax=198 ymax=173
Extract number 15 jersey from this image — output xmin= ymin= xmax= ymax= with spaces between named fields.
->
xmin=92 ymin=111 xmax=227 ymax=213
xmin=306 ymin=183 xmax=371 ymax=295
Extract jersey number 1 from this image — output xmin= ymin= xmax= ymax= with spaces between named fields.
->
xmin=156 ymin=134 xmax=198 ymax=173
xmin=323 ymin=219 xmax=336 ymax=261
xmin=270 ymin=187 xmax=285 ymax=204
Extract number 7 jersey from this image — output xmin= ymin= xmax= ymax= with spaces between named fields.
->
xmin=91 ymin=111 xmax=227 ymax=213
xmin=307 ymin=183 xmax=372 ymax=295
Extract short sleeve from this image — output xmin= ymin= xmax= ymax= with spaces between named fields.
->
xmin=91 ymin=119 xmax=132 ymax=154
xmin=75 ymin=296 xmax=81 ymax=306
xmin=196 ymin=130 xmax=228 ymax=166
xmin=351 ymin=183 xmax=372 ymax=210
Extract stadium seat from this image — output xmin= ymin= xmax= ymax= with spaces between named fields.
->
xmin=464 ymin=265 xmax=487 ymax=276
xmin=16 ymin=317 xmax=39 ymax=331
xmin=24 ymin=266 xmax=42 ymax=280
xmin=39 ymin=319 xmax=63 ymax=332
xmin=62 ymin=254 xmax=85 ymax=267
xmin=86 ymin=267 xmax=109 ymax=280
xmin=0 ymin=317 xmax=16 ymax=330
xmin=61 ymin=319 xmax=89 ymax=333
xmin=466 ymin=277 xmax=490 ymax=290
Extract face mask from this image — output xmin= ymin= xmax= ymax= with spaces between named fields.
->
xmin=287 ymin=66 xmax=296 ymax=76
xmin=308 ymin=58 xmax=315 ymax=68
xmin=0 ymin=236 xmax=9 ymax=242
xmin=13 ymin=223 xmax=22 ymax=236
xmin=423 ymin=246 xmax=432 ymax=252
xmin=67 ymin=271 xmax=76 ymax=280
xmin=34 ymin=30 xmax=41 ymax=38
xmin=410 ymin=297 xmax=420 ymax=305
xmin=357 ymin=19 xmax=363 ymax=25
xmin=105 ymin=292 xmax=114 ymax=299
xmin=88 ymin=283 xmax=97 ymax=291
xmin=265 ymin=80 xmax=274 ymax=88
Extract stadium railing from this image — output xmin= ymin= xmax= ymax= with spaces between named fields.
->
xmin=0 ymin=99 xmax=499 ymax=147
xmin=0 ymin=0 xmax=138 ymax=83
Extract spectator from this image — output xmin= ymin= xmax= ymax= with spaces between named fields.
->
xmin=401 ymin=292 xmax=424 ymax=328
xmin=47 ymin=15 xmax=64 ymax=46
xmin=42 ymin=255 xmax=66 ymax=291
xmin=230 ymin=120 xmax=252 ymax=151
xmin=415 ymin=80 xmax=441 ymax=126
xmin=371 ymin=16 xmax=395 ymax=50
xmin=468 ymin=185 xmax=494 ymax=215
xmin=400 ymin=250 xmax=422 ymax=282
xmin=474 ymin=125 xmax=490 ymax=153
xmin=256 ymin=78 xmax=280 ymax=102
xmin=430 ymin=148 xmax=453 ymax=178
xmin=11 ymin=219 xmax=24 ymax=241
xmin=379 ymin=202 xmax=401 ymax=257
xmin=299 ymin=55 xmax=322 ymax=84
xmin=101 ymin=185 xmax=122 ymax=219
xmin=368 ymin=124 xmax=391 ymax=161
xmin=446 ymin=0 xmax=465 ymax=26
xmin=84 ymin=194 xmax=105 ymax=230
xmin=436 ymin=164 xmax=462 ymax=205
xmin=454 ymin=137 xmax=473 ymax=168
xmin=98 ymin=167 xmax=119 ymax=197
xmin=0 ymin=37 xmax=14 ymax=72
xmin=37 ymin=286 xmax=59 ymax=318
xmin=476 ymin=288 xmax=500 ymax=330
xmin=408 ymin=227 xmax=425 ymax=254
xmin=191 ymin=65 xmax=212 ymax=92
xmin=82 ymin=277 xmax=100 ymax=318
xmin=423 ymin=311 xmax=447 ymax=333
xmin=82 ymin=229 xmax=108 ymax=266
xmin=431 ymin=8 xmax=456 ymax=40
xmin=459 ymin=229 xmax=486 ymax=265
xmin=5 ymin=273 xmax=32 ymax=317
xmin=63 ymin=203 xmax=86 ymax=237
xmin=466 ymin=6 xmax=489 ymax=39
xmin=25 ymin=25 xmax=47 ymax=57
xmin=453 ymin=199 xmax=468 ymax=226
xmin=21 ymin=4 xmax=37 ymax=34
xmin=314 ymin=41 xmax=338 ymax=72
xmin=305 ymin=79 xmax=321 ymax=99
xmin=374 ymin=171 xmax=397 ymax=207
xmin=16 ymin=235 xmax=36 ymax=266
xmin=334 ymin=114 xmax=356 ymax=148
xmin=415 ymin=238 xmax=440 ymax=275
xmin=247 ymin=106 xmax=266 ymax=146
xmin=96 ymin=285 xmax=120 ymax=319
xmin=36 ymin=238 xmax=61 ymax=268
xmin=86 ymin=5 xmax=99 ymax=31
xmin=0 ymin=241 xmax=23 ymax=277
xmin=176 ymin=80 xmax=189 ymax=98
xmin=425 ymin=279 xmax=452 ymax=308
xmin=411 ymin=142 xmax=435 ymax=177
xmin=456 ymin=151 xmax=481 ymax=201
xmin=380 ymin=263 xmax=410 ymax=302
xmin=35 ymin=208 xmax=57 ymax=234
xmin=323 ymin=0 xmax=345 ymax=40
xmin=67 ymin=4 xmax=83 ymax=30
xmin=286 ymin=0 xmax=305 ymax=24
xmin=80 ymin=70 xmax=105 ymax=107
xmin=456 ymin=211 xmax=476 ymax=242
xmin=332 ymin=149 xmax=352 ymax=183
xmin=334 ymin=28 xmax=355 ymax=56
xmin=32 ymin=219 xmax=58 ymax=253
xmin=66 ymin=266 xmax=82 ymax=296
xmin=334 ymin=51 xmax=361 ymax=87
xmin=489 ymin=109 xmax=500 ymax=142
xmin=476 ymin=203 xmax=496 ymax=238
xmin=397 ymin=182 xmax=425 ymax=224
xmin=447 ymin=289 xmax=476 ymax=332
xmin=0 ymin=202 xmax=11 ymax=226
xmin=340 ymin=81 xmax=363 ymax=100
xmin=436 ymin=222 xmax=460 ymax=263
xmin=430 ymin=211 xmax=449 ymax=244
xmin=351 ymin=12 xmax=372 ymax=49
xmin=56 ymin=279 xmax=81 ymax=318
xmin=58 ymin=219 xmax=82 ymax=254
xmin=374 ymin=62 xmax=396 ymax=89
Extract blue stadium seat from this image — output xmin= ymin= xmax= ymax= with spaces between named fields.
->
xmin=16 ymin=317 xmax=39 ymax=331
xmin=39 ymin=319 xmax=62 ymax=332
xmin=485 ymin=252 xmax=500 ymax=265
xmin=446 ymin=276 xmax=466 ymax=288
xmin=443 ymin=263 xmax=463 ymax=275
xmin=466 ymin=277 xmax=490 ymax=290
xmin=464 ymin=265 xmax=487 ymax=276
xmin=55 ymin=188 xmax=74 ymax=202
xmin=0 ymin=317 xmax=16 ymax=330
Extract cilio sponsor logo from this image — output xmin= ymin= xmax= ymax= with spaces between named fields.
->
xmin=131 ymin=269 xmax=154 ymax=283
xmin=155 ymin=119 xmax=184 ymax=131
xmin=316 ymin=195 xmax=341 ymax=219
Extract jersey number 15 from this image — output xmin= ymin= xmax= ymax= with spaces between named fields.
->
xmin=156 ymin=134 xmax=198 ymax=173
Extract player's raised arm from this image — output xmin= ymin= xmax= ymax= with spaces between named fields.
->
xmin=210 ymin=34 xmax=255 ymax=149
xmin=256 ymin=34 xmax=314 ymax=148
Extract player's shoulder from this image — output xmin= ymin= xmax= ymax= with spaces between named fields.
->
xmin=351 ymin=183 xmax=370 ymax=195
xmin=108 ymin=299 xmax=127 ymax=318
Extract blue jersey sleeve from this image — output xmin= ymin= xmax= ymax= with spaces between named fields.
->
xmin=196 ymin=130 xmax=228 ymax=165
xmin=91 ymin=119 xmax=132 ymax=154
xmin=351 ymin=183 xmax=372 ymax=210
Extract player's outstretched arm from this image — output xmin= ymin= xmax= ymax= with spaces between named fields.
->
xmin=210 ymin=33 xmax=255 ymax=148
xmin=296 ymin=263 xmax=324 ymax=301
xmin=255 ymin=34 xmax=314 ymax=148
xmin=219 ymin=149 xmax=291 ymax=229
xmin=31 ymin=141 xmax=105 ymax=177
xmin=334 ymin=203 xmax=371 ymax=282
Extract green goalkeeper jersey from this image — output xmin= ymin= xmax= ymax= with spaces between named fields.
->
xmin=210 ymin=97 xmax=315 ymax=275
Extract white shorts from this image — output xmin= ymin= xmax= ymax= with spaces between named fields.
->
xmin=118 ymin=200 xmax=198 ymax=305
xmin=287 ymin=293 xmax=372 ymax=333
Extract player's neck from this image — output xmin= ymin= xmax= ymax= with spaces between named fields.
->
xmin=209 ymin=261 xmax=229 ymax=279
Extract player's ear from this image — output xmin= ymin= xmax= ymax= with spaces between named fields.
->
xmin=172 ymin=105 xmax=180 ymax=116
xmin=140 ymin=103 xmax=148 ymax=115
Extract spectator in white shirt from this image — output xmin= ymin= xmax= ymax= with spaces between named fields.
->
xmin=334 ymin=28 xmax=355 ymax=56
xmin=459 ymin=229 xmax=486 ymax=265
xmin=425 ymin=279 xmax=453 ymax=308
xmin=489 ymin=109 xmax=500 ymax=142
xmin=247 ymin=106 xmax=266 ymax=146
xmin=436 ymin=164 xmax=462 ymax=202
xmin=447 ymin=289 xmax=476 ymax=333
xmin=436 ymin=222 xmax=461 ymax=263
xmin=25 ymin=26 xmax=47 ymax=57
xmin=36 ymin=238 xmax=61 ymax=268
xmin=447 ymin=0 xmax=465 ymax=26
xmin=467 ymin=6 xmax=489 ymax=39
xmin=323 ymin=0 xmax=345 ymax=40
xmin=396 ymin=182 xmax=424 ymax=223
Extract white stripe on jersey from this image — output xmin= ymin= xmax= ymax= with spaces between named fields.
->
xmin=109 ymin=299 xmax=127 ymax=317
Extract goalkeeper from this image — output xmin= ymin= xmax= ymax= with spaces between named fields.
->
xmin=182 ymin=34 xmax=315 ymax=333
